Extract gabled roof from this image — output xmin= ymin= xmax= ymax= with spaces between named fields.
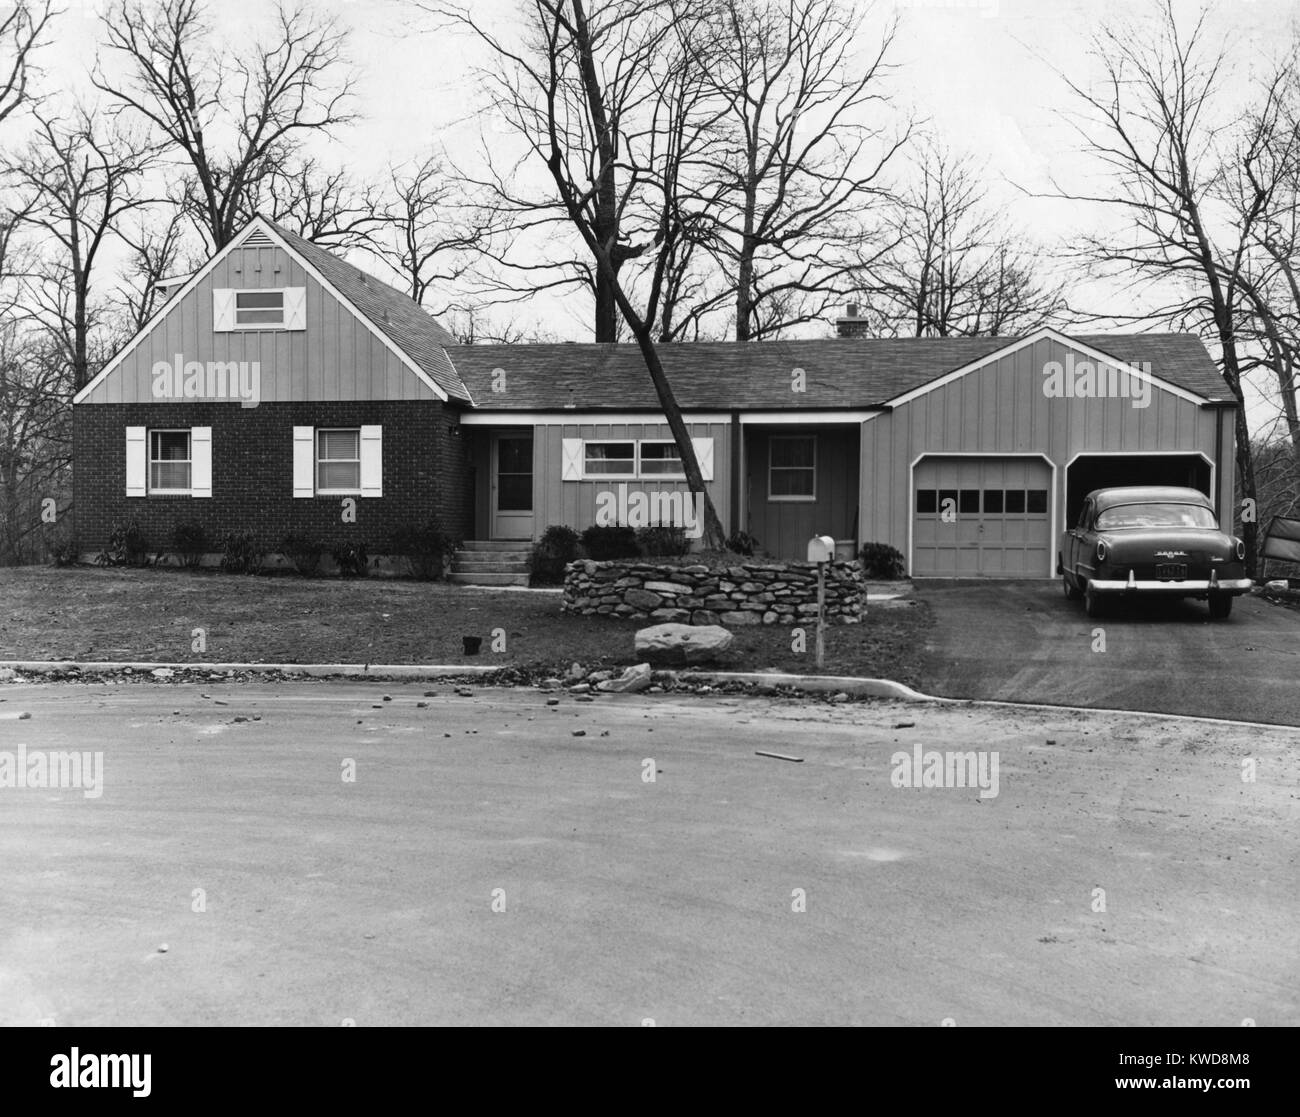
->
xmin=451 ymin=330 xmax=1228 ymax=411
xmin=73 ymin=216 xmax=471 ymax=406
xmin=266 ymin=221 xmax=471 ymax=403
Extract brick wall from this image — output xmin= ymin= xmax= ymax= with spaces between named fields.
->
xmin=72 ymin=401 xmax=474 ymax=551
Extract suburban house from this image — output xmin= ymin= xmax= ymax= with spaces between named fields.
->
xmin=72 ymin=216 xmax=1240 ymax=581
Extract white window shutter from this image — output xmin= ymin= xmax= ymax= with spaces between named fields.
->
xmin=190 ymin=427 xmax=212 ymax=497
xmin=691 ymin=437 xmax=715 ymax=482
xmin=360 ymin=425 xmax=383 ymax=497
xmin=213 ymin=289 xmax=236 ymax=332
xmin=293 ymin=426 xmax=315 ymax=497
xmin=284 ymin=287 xmax=306 ymax=330
xmin=125 ymin=427 xmax=147 ymax=496
xmin=562 ymin=438 xmax=582 ymax=481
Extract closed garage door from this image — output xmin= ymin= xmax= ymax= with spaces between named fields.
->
xmin=913 ymin=457 xmax=1052 ymax=576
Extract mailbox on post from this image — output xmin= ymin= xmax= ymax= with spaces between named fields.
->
xmin=807 ymin=535 xmax=835 ymax=667
xmin=806 ymin=535 xmax=836 ymax=563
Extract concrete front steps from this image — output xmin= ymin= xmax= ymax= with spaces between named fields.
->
xmin=448 ymin=540 xmax=531 ymax=586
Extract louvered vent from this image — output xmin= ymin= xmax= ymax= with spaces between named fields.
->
xmin=241 ymin=229 xmax=274 ymax=247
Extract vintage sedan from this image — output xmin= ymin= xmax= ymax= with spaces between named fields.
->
xmin=1058 ymin=486 xmax=1251 ymax=619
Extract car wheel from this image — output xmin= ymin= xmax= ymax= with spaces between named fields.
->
xmin=1063 ymin=568 xmax=1082 ymax=600
xmin=1208 ymin=594 xmax=1233 ymax=619
xmin=1083 ymin=582 xmax=1105 ymax=618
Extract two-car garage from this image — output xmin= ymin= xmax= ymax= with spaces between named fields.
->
xmin=863 ymin=330 xmax=1236 ymax=580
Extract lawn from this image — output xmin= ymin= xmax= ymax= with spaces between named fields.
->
xmin=0 ymin=566 xmax=932 ymax=686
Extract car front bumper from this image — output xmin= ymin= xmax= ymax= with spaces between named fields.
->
xmin=1088 ymin=575 xmax=1253 ymax=595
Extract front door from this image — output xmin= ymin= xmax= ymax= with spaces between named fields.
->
xmin=490 ymin=431 xmax=534 ymax=539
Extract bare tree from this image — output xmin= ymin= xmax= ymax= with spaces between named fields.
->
xmin=1054 ymin=1 xmax=1266 ymax=568
xmin=369 ymin=153 xmax=496 ymax=308
xmin=238 ymin=156 xmax=382 ymax=252
xmin=434 ymin=0 xmax=729 ymax=546
xmin=112 ymin=204 xmax=192 ymax=334
xmin=94 ymin=0 xmax=357 ymax=250
xmin=4 ymin=105 xmax=159 ymax=390
xmin=862 ymin=143 xmax=1069 ymax=337
xmin=0 ymin=0 xmax=54 ymax=126
xmin=700 ymin=0 xmax=908 ymax=340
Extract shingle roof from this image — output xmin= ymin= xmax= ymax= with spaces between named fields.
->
xmin=267 ymin=220 xmax=471 ymax=403
xmin=450 ymin=332 xmax=1228 ymax=411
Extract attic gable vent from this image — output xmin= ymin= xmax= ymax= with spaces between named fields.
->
xmin=241 ymin=229 xmax=274 ymax=248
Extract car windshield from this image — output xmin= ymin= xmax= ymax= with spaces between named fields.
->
xmin=1095 ymin=502 xmax=1218 ymax=529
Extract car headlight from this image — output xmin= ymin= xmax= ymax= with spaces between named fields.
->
xmin=1235 ymin=539 xmax=1246 ymax=561
xmin=1096 ymin=540 xmax=1107 ymax=562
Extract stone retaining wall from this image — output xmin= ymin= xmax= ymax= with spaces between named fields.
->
xmin=561 ymin=558 xmax=865 ymax=625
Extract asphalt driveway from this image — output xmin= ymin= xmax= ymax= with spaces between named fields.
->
xmin=917 ymin=582 xmax=1300 ymax=726
xmin=1 ymin=682 xmax=1296 ymax=1026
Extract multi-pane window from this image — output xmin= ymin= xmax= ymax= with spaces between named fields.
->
xmin=235 ymin=290 xmax=285 ymax=327
xmin=317 ymin=429 xmax=361 ymax=492
xmin=638 ymin=441 xmax=683 ymax=475
xmin=150 ymin=430 xmax=191 ymax=492
xmin=769 ymin=435 xmax=816 ymax=500
xmin=581 ymin=440 xmax=685 ymax=479
xmin=583 ymin=441 xmax=637 ymax=477
xmin=915 ymin=488 xmax=1049 ymax=515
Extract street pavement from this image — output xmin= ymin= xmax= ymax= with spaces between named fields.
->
xmin=1 ymin=681 xmax=1296 ymax=1025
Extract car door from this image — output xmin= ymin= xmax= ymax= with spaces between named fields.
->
xmin=1068 ymin=498 xmax=1092 ymax=575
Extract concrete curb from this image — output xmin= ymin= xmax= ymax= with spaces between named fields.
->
xmin=0 ymin=660 xmax=502 ymax=679
xmin=685 ymin=671 xmax=936 ymax=701
xmin=3 ymin=660 xmax=1296 ymax=732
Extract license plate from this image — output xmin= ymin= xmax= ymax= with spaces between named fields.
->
xmin=1156 ymin=563 xmax=1187 ymax=580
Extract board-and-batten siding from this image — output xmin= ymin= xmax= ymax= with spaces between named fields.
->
xmin=78 ymin=246 xmax=437 ymax=404
xmin=857 ymin=336 xmax=1225 ymax=566
xmin=744 ymin=426 xmax=859 ymax=560
xmin=474 ymin=421 xmax=731 ymax=540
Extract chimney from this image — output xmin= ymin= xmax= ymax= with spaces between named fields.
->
xmin=835 ymin=300 xmax=870 ymax=339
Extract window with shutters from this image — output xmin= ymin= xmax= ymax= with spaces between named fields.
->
xmin=581 ymin=439 xmax=690 ymax=479
xmin=150 ymin=430 xmax=192 ymax=493
xmin=317 ymin=429 xmax=361 ymax=493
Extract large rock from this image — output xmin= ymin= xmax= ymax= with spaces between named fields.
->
xmin=634 ymin=623 xmax=734 ymax=666
xmin=625 ymin=588 xmax=663 ymax=610
xmin=596 ymin=663 xmax=653 ymax=693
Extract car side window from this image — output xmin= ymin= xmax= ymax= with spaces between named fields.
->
xmin=1077 ymin=500 xmax=1091 ymax=530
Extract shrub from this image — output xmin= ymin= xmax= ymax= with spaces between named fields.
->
xmin=171 ymin=519 xmax=209 ymax=569
xmin=48 ymin=531 xmax=79 ymax=567
xmin=636 ymin=524 xmax=690 ymax=557
xmin=726 ymin=530 xmax=759 ymax=557
xmin=96 ymin=519 xmax=150 ymax=567
xmin=580 ymin=524 xmax=639 ymax=560
xmin=389 ymin=520 xmax=454 ymax=581
xmin=280 ymin=531 xmax=324 ymax=577
xmin=859 ymin=541 xmax=906 ymax=580
xmin=529 ymin=524 xmax=580 ymax=585
xmin=331 ymin=540 xmax=369 ymax=577
xmin=219 ymin=530 xmax=264 ymax=575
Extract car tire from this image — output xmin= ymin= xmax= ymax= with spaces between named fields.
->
xmin=1208 ymin=594 xmax=1233 ymax=619
xmin=1063 ymin=569 xmax=1082 ymax=601
xmin=1083 ymin=582 xmax=1105 ymax=618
